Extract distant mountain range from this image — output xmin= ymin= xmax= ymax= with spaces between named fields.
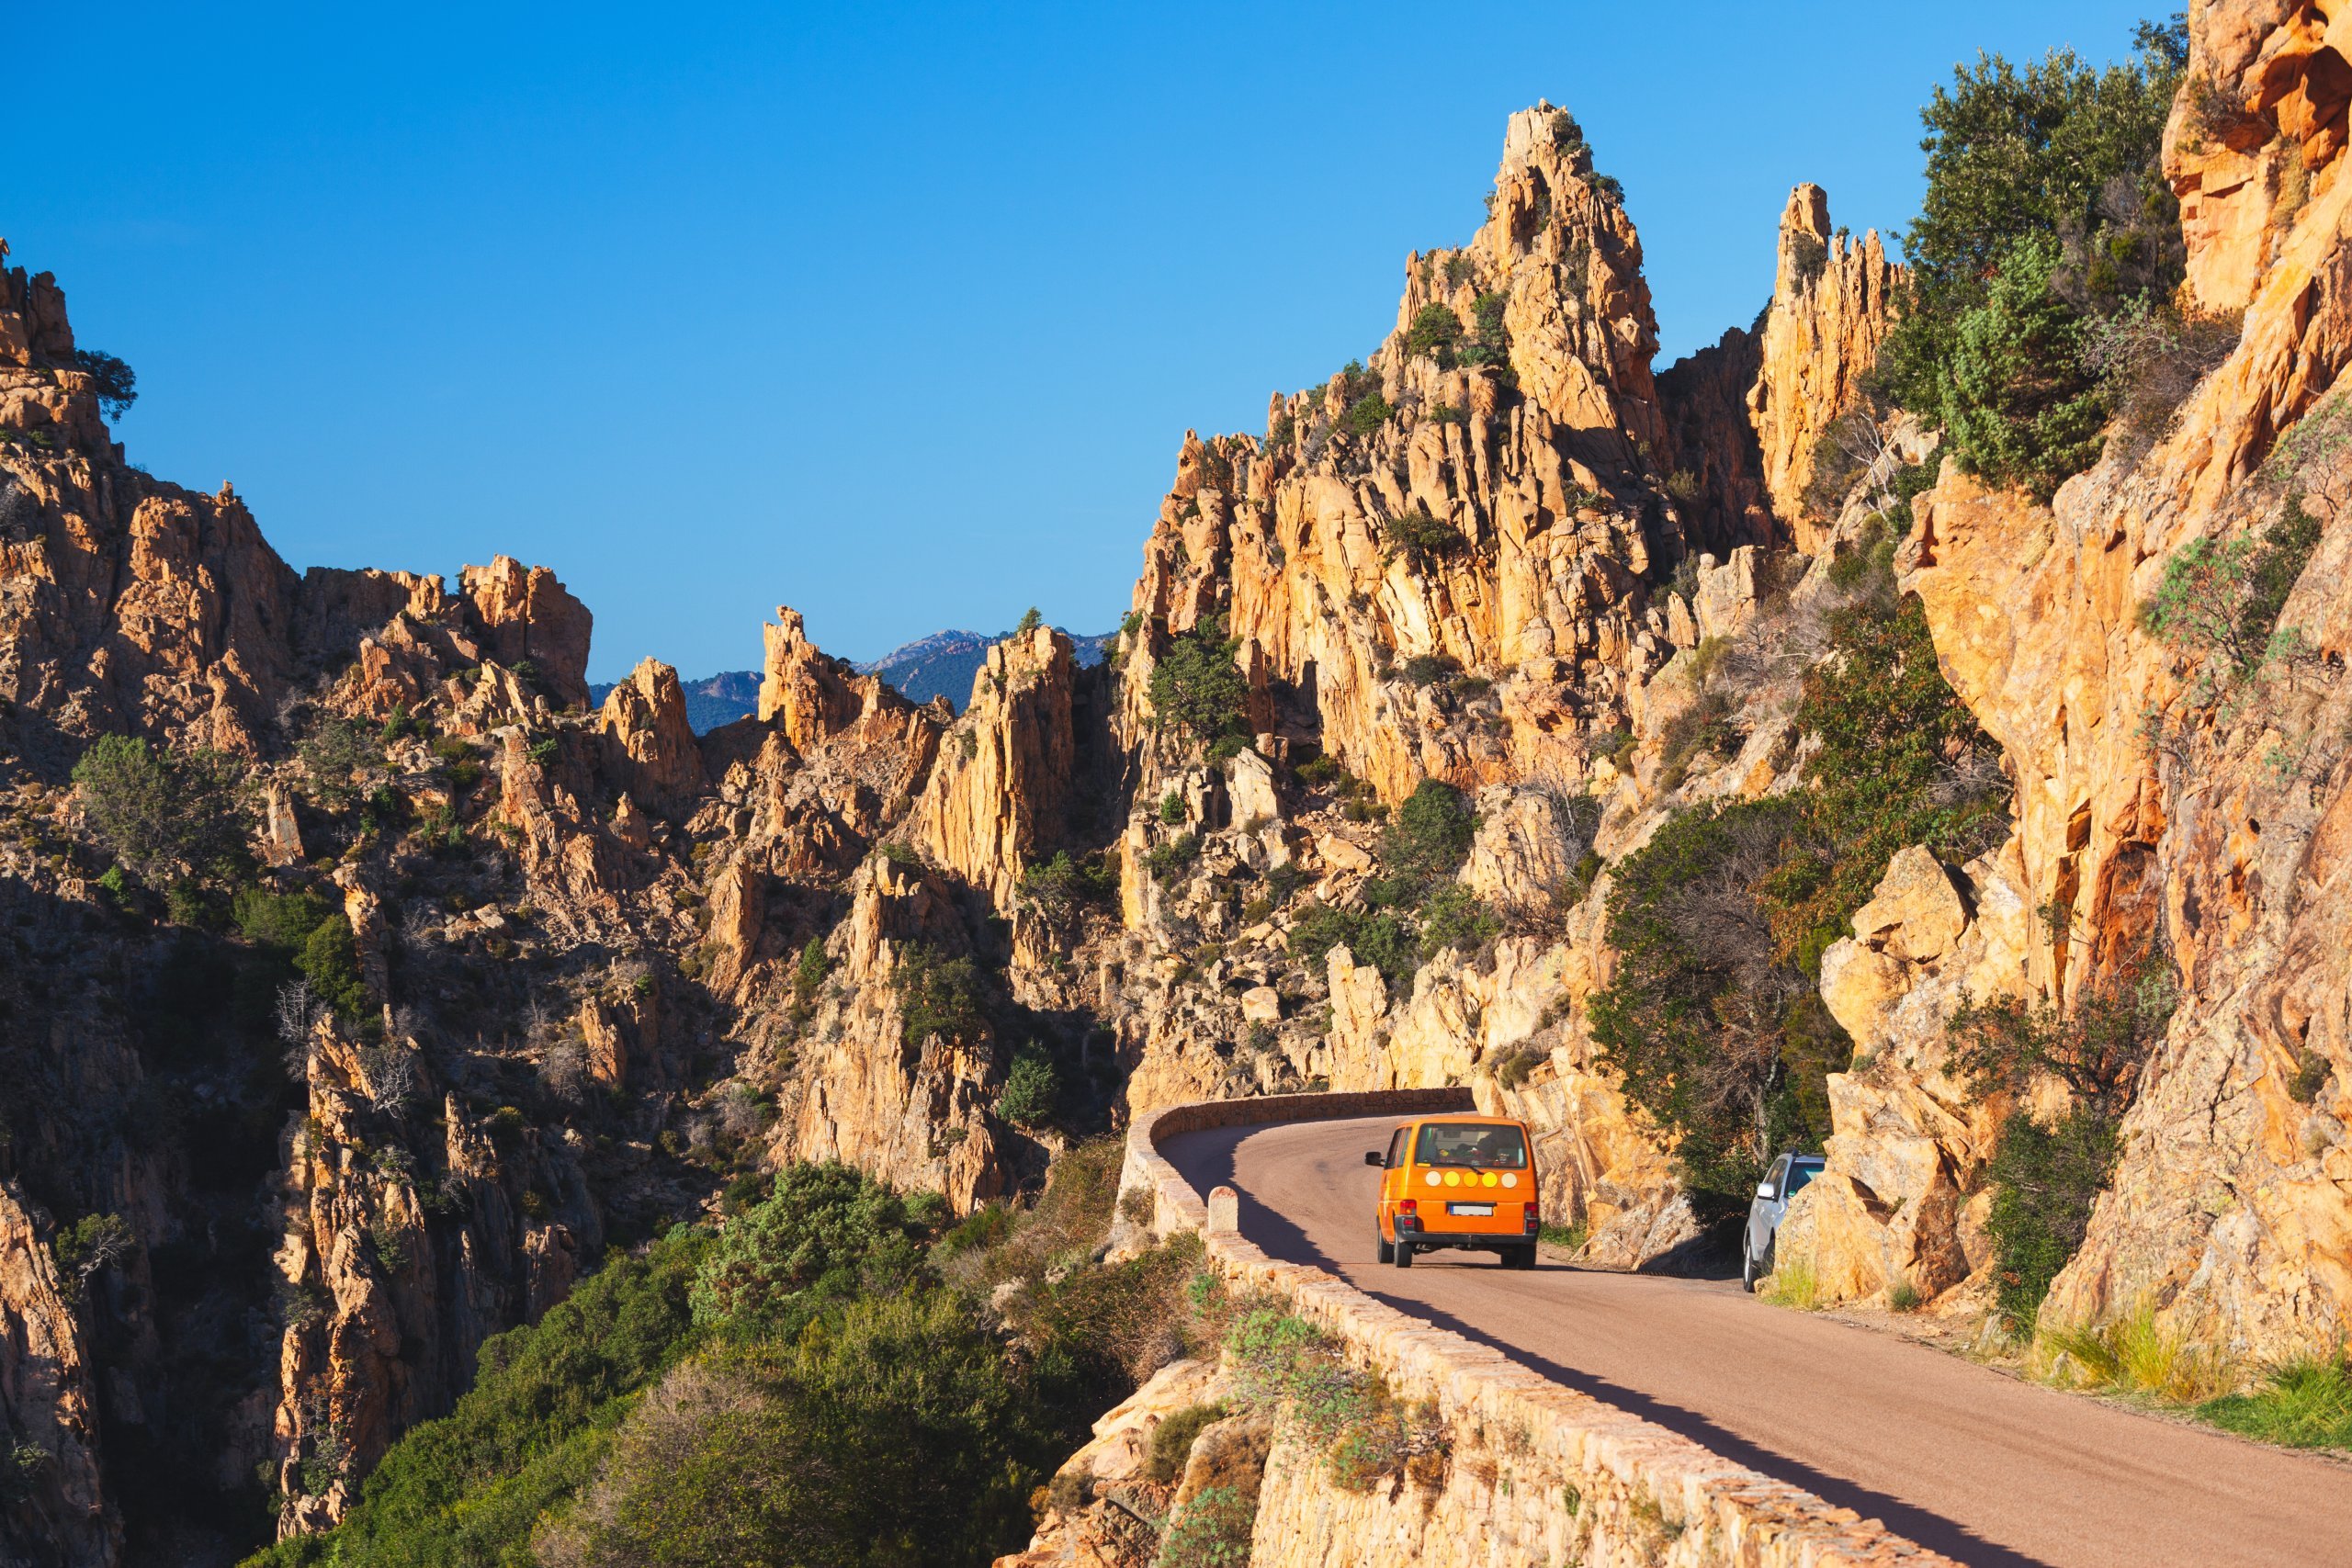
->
xmin=590 ymin=627 xmax=1113 ymax=734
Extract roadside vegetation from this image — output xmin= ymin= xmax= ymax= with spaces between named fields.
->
xmin=1589 ymin=539 xmax=2005 ymax=1208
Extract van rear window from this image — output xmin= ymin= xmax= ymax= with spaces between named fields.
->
xmin=1413 ymin=1123 xmax=1528 ymax=1169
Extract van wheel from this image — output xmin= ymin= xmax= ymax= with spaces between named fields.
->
xmin=1513 ymin=1245 xmax=1538 ymax=1270
xmin=1394 ymin=1242 xmax=1414 ymax=1269
xmin=1376 ymin=1230 xmax=1395 ymax=1265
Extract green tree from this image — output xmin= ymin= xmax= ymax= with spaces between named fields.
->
xmin=1012 ymin=606 xmax=1042 ymax=636
xmin=68 ymin=348 xmax=138 ymax=421
xmin=892 ymin=943 xmax=987 ymax=1047
xmin=996 ymin=1044 xmax=1060 ymax=1130
xmin=1878 ymin=25 xmax=2187 ymax=491
xmin=1147 ymin=615 xmax=1251 ymax=750
xmin=1402 ymin=303 xmax=1463 ymax=365
xmin=71 ymin=734 xmax=248 ymax=890
xmin=689 ymin=1164 xmax=943 ymax=1340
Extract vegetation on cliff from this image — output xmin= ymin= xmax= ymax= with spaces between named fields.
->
xmin=1879 ymin=17 xmax=2199 ymax=493
xmin=245 ymin=1150 xmax=1200 ymax=1568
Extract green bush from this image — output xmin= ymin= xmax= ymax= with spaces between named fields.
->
xmin=298 ymin=915 xmax=372 ymax=1019
xmin=1950 ymin=953 xmax=2174 ymax=1330
xmin=791 ymin=936 xmax=829 ymax=1019
xmin=1458 ymin=292 xmax=1511 ymax=371
xmin=1148 ymin=615 xmax=1252 ymax=751
xmin=1144 ymin=1401 xmax=1228 ymax=1483
xmin=1019 ymin=852 xmax=1117 ymax=917
xmin=298 ymin=718 xmax=383 ymax=807
xmin=1340 ymin=390 xmax=1394 ymax=438
xmin=1402 ymin=303 xmax=1463 ymax=366
xmin=232 ymin=886 xmax=334 ymax=952
xmin=1287 ymin=904 xmax=1419 ymax=987
xmin=2141 ymin=495 xmax=2324 ymax=693
xmin=1385 ymin=780 xmax=1476 ymax=881
xmin=2200 ymin=1355 xmax=2352 ymax=1451
xmin=1155 ymin=1483 xmax=1255 ymax=1568
xmin=1877 ymin=23 xmax=2187 ymax=492
xmin=1147 ymin=833 xmax=1201 ymax=885
xmin=997 ymin=1045 xmax=1060 ymax=1130
xmin=242 ymin=1230 xmax=708 ymax=1568
xmin=546 ymin=1291 xmax=1057 ymax=1568
xmin=1419 ymin=885 xmax=1498 ymax=956
xmin=1387 ymin=509 xmax=1464 ymax=569
xmin=1160 ymin=790 xmax=1188 ymax=825
xmin=72 ymin=735 xmax=248 ymax=890
xmin=893 ymin=943 xmax=987 ymax=1047
xmin=689 ymin=1164 xmax=943 ymax=1341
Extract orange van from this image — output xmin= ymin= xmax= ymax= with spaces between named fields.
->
xmin=1364 ymin=1113 xmax=1540 ymax=1269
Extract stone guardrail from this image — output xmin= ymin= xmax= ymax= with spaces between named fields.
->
xmin=1123 ymin=1089 xmax=1965 ymax=1568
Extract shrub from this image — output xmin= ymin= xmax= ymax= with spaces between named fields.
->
xmin=1951 ymin=953 xmax=2174 ymax=1330
xmin=688 ymin=1164 xmax=943 ymax=1340
xmin=1419 ymin=885 xmax=1498 ymax=957
xmin=545 ymin=1290 xmax=1057 ymax=1568
xmin=1398 ymin=652 xmax=1461 ymax=686
xmin=233 ymin=886 xmax=335 ymax=953
xmin=893 ymin=944 xmax=987 ymax=1047
xmin=72 ymin=735 xmax=247 ymax=890
xmin=1340 ymin=390 xmax=1394 ymax=439
xmin=2038 ymin=1298 xmax=2229 ymax=1403
xmin=1385 ymin=779 xmax=1476 ymax=881
xmin=791 ymin=937 xmax=829 ymax=1020
xmin=243 ymin=1229 xmax=707 ymax=1568
xmin=1159 ymin=790 xmax=1187 ymax=825
xmin=1012 ymin=606 xmax=1042 ymax=636
xmin=1144 ymin=1401 xmax=1228 ymax=1483
xmin=1148 ymin=615 xmax=1252 ymax=751
xmin=997 ymin=1045 xmax=1061 ymax=1130
xmin=1155 ymin=1483 xmax=1255 ymax=1568
xmin=51 ymin=1213 xmax=134 ymax=1299
xmin=297 ymin=914 xmax=372 ymax=1019
xmin=1877 ymin=24 xmax=2188 ymax=492
xmin=68 ymin=347 xmax=138 ymax=421
xmin=298 ymin=718 xmax=383 ymax=807
xmin=1146 ymin=833 xmax=1200 ymax=885
xmin=1587 ymin=799 xmax=1833 ymax=1202
xmin=2141 ymin=496 xmax=2324 ymax=695
xmin=1458 ymin=292 xmax=1511 ymax=371
xmin=1287 ymin=905 xmax=1418 ymax=988
xmin=1403 ymin=303 xmax=1464 ymax=366
xmin=1981 ymin=1106 xmax=2122 ymax=1333
xmin=1019 ymin=852 xmax=1116 ymax=917
xmin=1387 ymin=508 xmax=1464 ymax=569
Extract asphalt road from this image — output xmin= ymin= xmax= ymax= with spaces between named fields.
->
xmin=1164 ymin=1115 xmax=2352 ymax=1568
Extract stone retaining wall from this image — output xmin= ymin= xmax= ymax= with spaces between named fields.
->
xmin=1125 ymin=1089 xmax=1963 ymax=1568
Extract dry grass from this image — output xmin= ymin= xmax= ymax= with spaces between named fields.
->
xmin=2032 ymin=1299 xmax=2237 ymax=1404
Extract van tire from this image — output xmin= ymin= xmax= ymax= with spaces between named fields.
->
xmin=1376 ymin=1230 xmax=1395 ymax=1264
xmin=1394 ymin=1242 xmax=1415 ymax=1269
xmin=1506 ymin=1245 xmax=1536 ymax=1270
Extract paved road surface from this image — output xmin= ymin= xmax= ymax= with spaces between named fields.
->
xmin=1164 ymin=1115 xmax=2352 ymax=1568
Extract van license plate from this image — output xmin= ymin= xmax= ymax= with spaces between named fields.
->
xmin=1448 ymin=1202 xmax=1495 ymax=1217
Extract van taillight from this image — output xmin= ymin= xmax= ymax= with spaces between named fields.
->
xmin=1398 ymin=1199 xmax=1418 ymax=1215
xmin=1523 ymin=1207 xmax=1539 ymax=1234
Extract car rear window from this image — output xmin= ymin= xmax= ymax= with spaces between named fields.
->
xmin=1413 ymin=1123 xmax=1528 ymax=1169
xmin=1785 ymin=1159 xmax=1823 ymax=1197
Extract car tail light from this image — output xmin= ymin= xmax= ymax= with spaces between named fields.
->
xmin=1398 ymin=1199 xmax=1418 ymax=1216
xmin=1523 ymin=1206 xmax=1540 ymax=1235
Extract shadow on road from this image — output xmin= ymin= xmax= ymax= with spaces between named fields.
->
xmin=1372 ymin=1290 xmax=2058 ymax=1568
xmin=1163 ymin=1122 xmax=2057 ymax=1568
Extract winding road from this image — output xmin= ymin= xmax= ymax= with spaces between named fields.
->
xmin=1163 ymin=1114 xmax=2352 ymax=1568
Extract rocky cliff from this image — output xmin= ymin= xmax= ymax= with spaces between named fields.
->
xmin=8 ymin=17 xmax=2352 ymax=1559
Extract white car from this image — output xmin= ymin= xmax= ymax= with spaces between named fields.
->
xmin=1741 ymin=1153 xmax=1824 ymax=1292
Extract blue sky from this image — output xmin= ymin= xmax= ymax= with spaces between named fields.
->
xmin=18 ymin=2 xmax=2163 ymax=681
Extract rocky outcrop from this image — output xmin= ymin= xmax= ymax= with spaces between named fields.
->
xmin=1658 ymin=186 xmax=1905 ymax=557
xmin=0 ymin=1183 xmax=113 ymax=1568
xmin=457 ymin=557 xmax=593 ymax=710
xmin=1748 ymin=186 xmax=1905 ymax=551
xmin=597 ymin=658 xmax=703 ymax=816
xmin=910 ymin=626 xmax=1078 ymax=911
xmin=1120 ymin=104 xmax=1688 ymax=809
xmin=755 ymin=607 xmax=869 ymax=748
